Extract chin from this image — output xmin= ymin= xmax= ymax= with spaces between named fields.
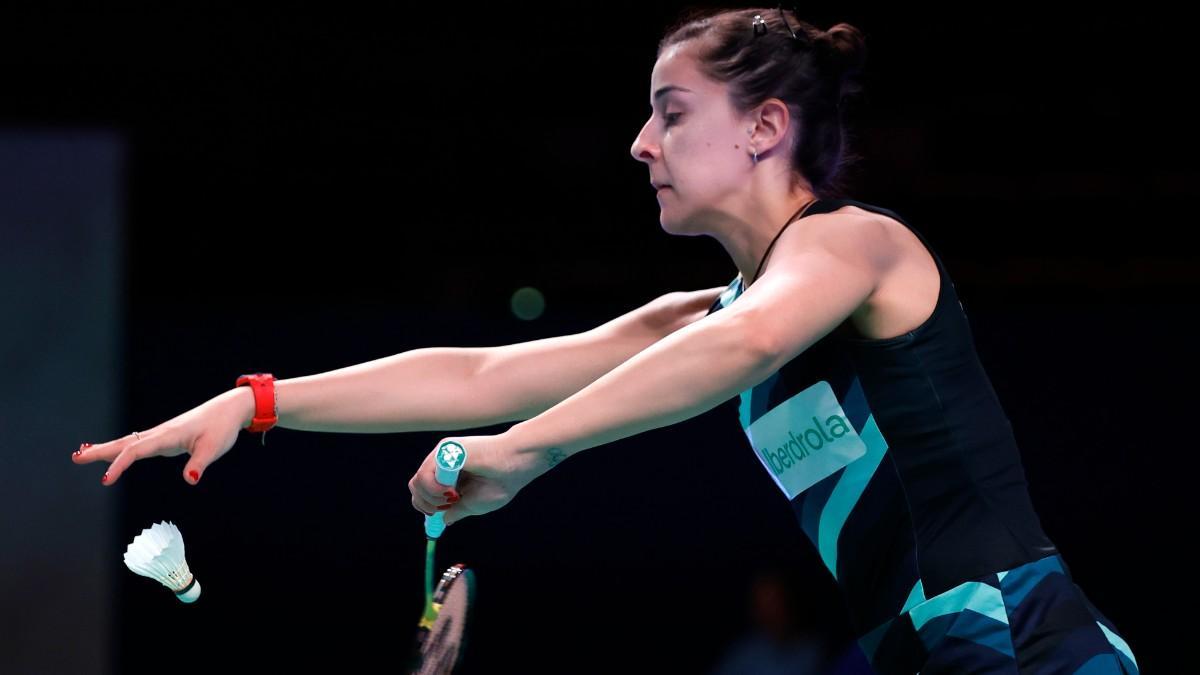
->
xmin=659 ymin=212 xmax=683 ymax=235
xmin=659 ymin=213 xmax=698 ymax=237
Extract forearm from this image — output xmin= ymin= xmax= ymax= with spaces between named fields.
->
xmin=501 ymin=313 xmax=775 ymax=471
xmin=231 ymin=347 xmax=491 ymax=434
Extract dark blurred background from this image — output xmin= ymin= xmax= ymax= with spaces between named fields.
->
xmin=2 ymin=3 xmax=1191 ymax=673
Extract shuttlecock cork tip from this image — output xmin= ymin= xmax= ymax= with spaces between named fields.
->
xmin=175 ymin=578 xmax=201 ymax=603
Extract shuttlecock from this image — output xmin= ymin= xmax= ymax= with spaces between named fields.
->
xmin=123 ymin=520 xmax=201 ymax=603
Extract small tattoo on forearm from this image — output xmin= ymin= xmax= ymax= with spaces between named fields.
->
xmin=546 ymin=447 xmax=566 ymax=469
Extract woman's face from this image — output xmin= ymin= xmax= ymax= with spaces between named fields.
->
xmin=630 ymin=41 xmax=753 ymax=235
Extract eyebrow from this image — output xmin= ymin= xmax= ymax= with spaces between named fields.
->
xmin=652 ymin=85 xmax=693 ymax=105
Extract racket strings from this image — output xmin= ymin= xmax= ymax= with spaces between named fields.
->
xmin=417 ymin=577 xmax=470 ymax=675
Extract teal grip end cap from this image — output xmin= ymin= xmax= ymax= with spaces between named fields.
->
xmin=434 ymin=440 xmax=468 ymax=487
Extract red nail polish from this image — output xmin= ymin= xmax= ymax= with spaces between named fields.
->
xmin=443 ymin=490 xmax=458 ymax=499
xmin=189 ymin=470 xmax=200 ymax=482
xmin=81 ymin=443 xmax=92 ymax=449
xmin=101 ymin=473 xmax=109 ymax=484
xmin=73 ymin=449 xmax=82 ymax=457
xmin=447 ymin=495 xmax=459 ymax=503
xmin=437 ymin=504 xmax=453 ymax=511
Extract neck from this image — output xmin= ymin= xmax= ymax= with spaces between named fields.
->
xmin=722 ymin=190 xmax=820 ymax=289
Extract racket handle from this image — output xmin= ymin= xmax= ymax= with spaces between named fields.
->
xmin=424 ymin=511 xmax=448 ymax=539
xmin=423 ymin=440 xmax=469 ymax=539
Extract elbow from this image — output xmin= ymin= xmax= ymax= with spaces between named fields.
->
xmin=729 ymin=308 xmax=782 ymax=372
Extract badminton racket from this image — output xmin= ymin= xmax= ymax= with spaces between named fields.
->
xmin=408 ymin=440 xmax=475 ymax=675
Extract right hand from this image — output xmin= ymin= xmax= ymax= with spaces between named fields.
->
xmin=72 ymin=388 xmax=254 ymax=486
xmin=408 ymin=433 xmax=545 ymax=527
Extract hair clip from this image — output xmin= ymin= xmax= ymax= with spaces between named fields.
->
xmin=777 ymin=3 xmax=801 ymax=41
xmin=751 ymin=14 xmax=768 ymax=37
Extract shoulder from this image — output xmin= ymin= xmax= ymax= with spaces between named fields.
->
xmin=768 ymin=209 xmax=898 ymax=279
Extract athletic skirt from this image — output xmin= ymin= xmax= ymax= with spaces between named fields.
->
xmin=856 ymin=552 xmax=1140 ymax=674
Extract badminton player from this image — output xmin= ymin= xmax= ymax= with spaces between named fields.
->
xmin=408 ymin=7 xmax=1141 ymax=674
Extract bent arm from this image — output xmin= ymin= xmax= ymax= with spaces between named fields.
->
xmin=501 ymin=302 xmax=775 ymax=465
xmin=496 ymin=217 xmax=892 ymax=472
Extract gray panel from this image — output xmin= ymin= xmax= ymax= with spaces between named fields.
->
xmin=0 ymin=130 xmax=123 ymax=675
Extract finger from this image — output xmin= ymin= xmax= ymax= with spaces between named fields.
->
xmin=77 ymin=426 xmax=180 ymax=465
xmin=182 ymin=433 xmax=217 ymax=485
xmin=442 ymin=506 xmax=469 ymax=528
xmin=101 ymin=443 xmax=145 ymax=486
xmin=411 ymin=493 xmax=439 ymax=517
xmin=410 ymin=470 xmax=453 ymax=508
xmin=72 ymin=433 xmax=140 ymax=465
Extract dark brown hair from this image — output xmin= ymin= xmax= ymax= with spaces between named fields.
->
xmin=658 ymin=7 xmax=868 ymax=199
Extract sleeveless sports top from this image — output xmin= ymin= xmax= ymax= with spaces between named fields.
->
xmin=707 ymin=197 xmax=1058 ymax=648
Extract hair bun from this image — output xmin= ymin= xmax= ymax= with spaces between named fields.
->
xmin=820 ymin=23 xmax=868 ymax=81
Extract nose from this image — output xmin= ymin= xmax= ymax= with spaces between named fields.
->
xmin=630 ymin=118 xmax=656 ymax=164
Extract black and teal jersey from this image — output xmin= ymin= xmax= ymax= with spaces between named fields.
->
xmin=708 ymin=197 xmax=1066 ymax=668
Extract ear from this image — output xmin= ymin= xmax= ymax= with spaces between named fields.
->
xmin=747 ymin=98 xmax=794 ymax=156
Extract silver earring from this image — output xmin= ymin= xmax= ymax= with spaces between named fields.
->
xmin=752 ymin=147 xmax=758 ymax=164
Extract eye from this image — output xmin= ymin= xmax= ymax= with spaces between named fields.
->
xmin=664 ymin=112 xmax=682 ymax=127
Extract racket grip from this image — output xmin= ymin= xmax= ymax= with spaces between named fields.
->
xmin=423 ymin=440 xmax=469 ymax=539
xmin=425 ymin=511 xmax=448 ymax=539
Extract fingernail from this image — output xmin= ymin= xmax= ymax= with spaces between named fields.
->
xmin=447 ymin=495 xmax=459 ymax=503
xmin=443 ymin=490 xmax=459 ymax=500
xmin=73 ymin=449 xmax=82 ymax=457
xmin=437 ymin=504 xmax=453 ymax=511
xmin=189 ymin=470 xmax=200 ymax=483
xmin=80 ymin=443 xmax=92 ymax=450
xmin=101 ymin=473 xmax=109 ymax=484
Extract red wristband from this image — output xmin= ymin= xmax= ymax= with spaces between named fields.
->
xmin=236 ymin=373 xmax=278 ymax=441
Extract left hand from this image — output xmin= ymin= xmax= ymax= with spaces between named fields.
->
xmin=408 ymin=433 xmax=543 ymax=528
